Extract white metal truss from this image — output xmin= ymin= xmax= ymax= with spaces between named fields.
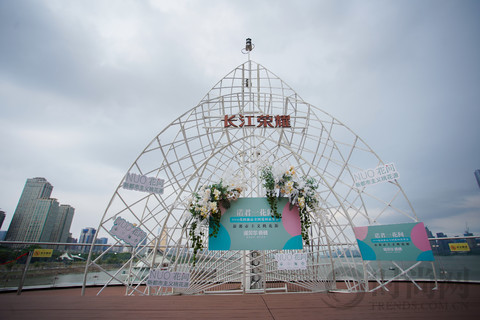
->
xmin=82 ymin=59 xmax=419 ymax=296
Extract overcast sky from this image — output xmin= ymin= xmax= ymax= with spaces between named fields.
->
xmin=1 ymin=0 xmax=479 ymax=240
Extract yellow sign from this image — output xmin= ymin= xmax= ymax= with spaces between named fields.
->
xmin=33 ymin=249 xmax=53 ymax=258
xmin=448 ymin=243 xmax=470 ymax=252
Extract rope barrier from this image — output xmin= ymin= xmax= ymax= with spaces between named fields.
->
xmin=0 ymin=252 xmax=28 ymax=265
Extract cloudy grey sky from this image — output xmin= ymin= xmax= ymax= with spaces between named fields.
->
xmin=1 ymin=0 xmax=479 ymax=240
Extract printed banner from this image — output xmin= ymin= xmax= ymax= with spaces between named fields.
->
xmin=33 ymin=249 xmax=53 ymax=258
xmin=354 ymin=222 xmax=434 ymax=261
xmin=275 ymin=253 xmax=307 ymax=270
xmin=449 ymin=243 xmax=470 ymax=252
xmin=122 ymin=172 xmax=164 ymax=195
xmin=208 ymin=197 xmax=303 ymax=251
xmin=353 ymin=163 xmax=399 ymax=188
xmin=147 ymin=270 xmax=190 ymax=288
xmin=110 ymin=217 xmax=147 ymax=247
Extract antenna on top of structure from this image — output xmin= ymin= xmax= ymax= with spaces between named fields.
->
xmin=241 ymin=38 xmax=254 ymax=60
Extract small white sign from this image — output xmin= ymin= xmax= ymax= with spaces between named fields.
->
xmin=122 ymin=173 xmax=164 ymax=195
xmin=110 ymin=217 xmax=147 ymax=247
xmin=353 ymin=163 xmax=399 ymax=188
xmin=275 ymin=253 xmax=307 ymax=270
xmin=147 ymin=270 xmax=190 ymax=288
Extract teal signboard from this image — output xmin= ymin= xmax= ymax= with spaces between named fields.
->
xmin=208 ymin=197 xmax=303 ymax=250
xmin=354 ymin=222 xmax=434 ymax=261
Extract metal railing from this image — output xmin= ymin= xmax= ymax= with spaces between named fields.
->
xmin=1 ymin=237 xmax=479 ymax=293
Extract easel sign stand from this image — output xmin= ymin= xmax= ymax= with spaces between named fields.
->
xmin=365 ymin=260 xmax=438 ymax=293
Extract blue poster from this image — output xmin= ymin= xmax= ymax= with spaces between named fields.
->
xmin=354 ymin=222 xmax=434 ymax=261
xmin=208 ymin=197 xmax=303 ymax=250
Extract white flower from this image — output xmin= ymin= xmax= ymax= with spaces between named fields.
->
xmin=273 ymin=166 xmax=287 ymax=178
xmin=298 ymin=197 xmax=305 ymax=209
xmin=184 ymin=196 xmax=193 ymax=207
xmin=285 ymin=180 xmax=294 ymax=194
xmin=200 ymin=206 xmax=209 ymax=218
xmin=290 ymin=188 xmax=299 ymax=201
xmin=208 ymin=201 xmax=218 ymax=213
xmin=202 ymin=188 xmax=211 ymax=201
xmin=287 ymin=165 xmax=295 ymax=176
xmin=194 ymin=227 xmax=202 ymax=236
xmin=297 ymin=180 xmax=305 ymax=190
xmin=182 ymin=211 xmax=193 ymax=221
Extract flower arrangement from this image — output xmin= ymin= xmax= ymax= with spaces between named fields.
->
xmin=184 ymin=180 xmax=245 ymax=264
xmin=260 ymin=165 xmax=321 ymax=245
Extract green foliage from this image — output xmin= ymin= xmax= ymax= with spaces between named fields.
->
xmin=100 ymin=252 xmax=132 ymax=265
xmin=0 ymin=246 xmax=18 ymax=264
xmin=261 ymin=166 xmax=280 ymax=218
xmin=185 ymin=179 xmax=244 ymax=265
xmin=188 ymin=221 xmax=203 ymax=265
xmin=260 ymin=165 xmax=321 ymax=246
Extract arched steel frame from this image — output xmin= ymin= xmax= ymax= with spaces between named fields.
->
xmin=82 ymin=60 xmax=418 ymax=296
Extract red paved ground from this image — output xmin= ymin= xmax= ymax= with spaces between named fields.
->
xmin=1 ymin=282 xmax=479 ymax=319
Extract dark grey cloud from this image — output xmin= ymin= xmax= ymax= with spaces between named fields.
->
xmin=0 ymin=1 xmax=101 ymax=101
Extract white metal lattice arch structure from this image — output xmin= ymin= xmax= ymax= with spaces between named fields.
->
xmin=83 ymin=59 xmax=418 ymax=296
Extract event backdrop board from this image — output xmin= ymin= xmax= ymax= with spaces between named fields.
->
xmin=354 ymin=222 xmax=434 ymax=261
xmin=209 ymin=197 xmax=303 ymax=250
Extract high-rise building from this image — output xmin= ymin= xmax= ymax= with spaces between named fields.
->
xmin=6 ymin=177 xmax=53 ymax=242
xmin=66 ymin=233 xmax=78 ymax=251
xmin=5 ymin=177 xmax=74 ymax=246
xmin=79 ymin=227 xmax=96 ymax=252
xmin=425 ymin=226 xmax=434 ymax=238
xmin=50 ymin=205 xmax=75 ymax=242
xmin=95 ymin=237 xmax=108 ymax=252
xmin=475 ymin=170 xmax=480 ymax=189
xmin=0 ymin=210 xmax=5 ymax=229
xmin=24 ymin=198 xmax=60 ymax=243
xmin=50 ymin=204 xmax=75 ymax=249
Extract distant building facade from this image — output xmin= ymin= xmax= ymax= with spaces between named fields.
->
xmin=463 ymin=228 xmax=479 ymax=253
xmin=5 ymin=177 xmax=74 ymax=245
xmin=435 ymin=232 xmax=450 ymax=254
xmin=66 ymin=234 xmax=78 ymax=251
xmin=6 ymin=177 xmax=53 ymax=242
xmin=95 ymin=237 xmax=108 ymax=252
xmin=79 ymin=227 xmax=96 ymax=252
xmin=25 ymin=198 xmax=60 ymax=242
xmin=50 ymin=205 xmax=75 ymax=249
xmin=0 ymin=210 xmax=5 ymax=229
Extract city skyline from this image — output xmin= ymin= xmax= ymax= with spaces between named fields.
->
xmin=2 ymin=177 xmax=472 ymax=244
xmin=0 ymin=1 xmax=479 ymax=239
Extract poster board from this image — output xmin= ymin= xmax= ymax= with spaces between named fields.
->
xmin=354 ymin=222 xmax=434 ymax=261
xmin=209 ymin=197 xmax=302 ymax=250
